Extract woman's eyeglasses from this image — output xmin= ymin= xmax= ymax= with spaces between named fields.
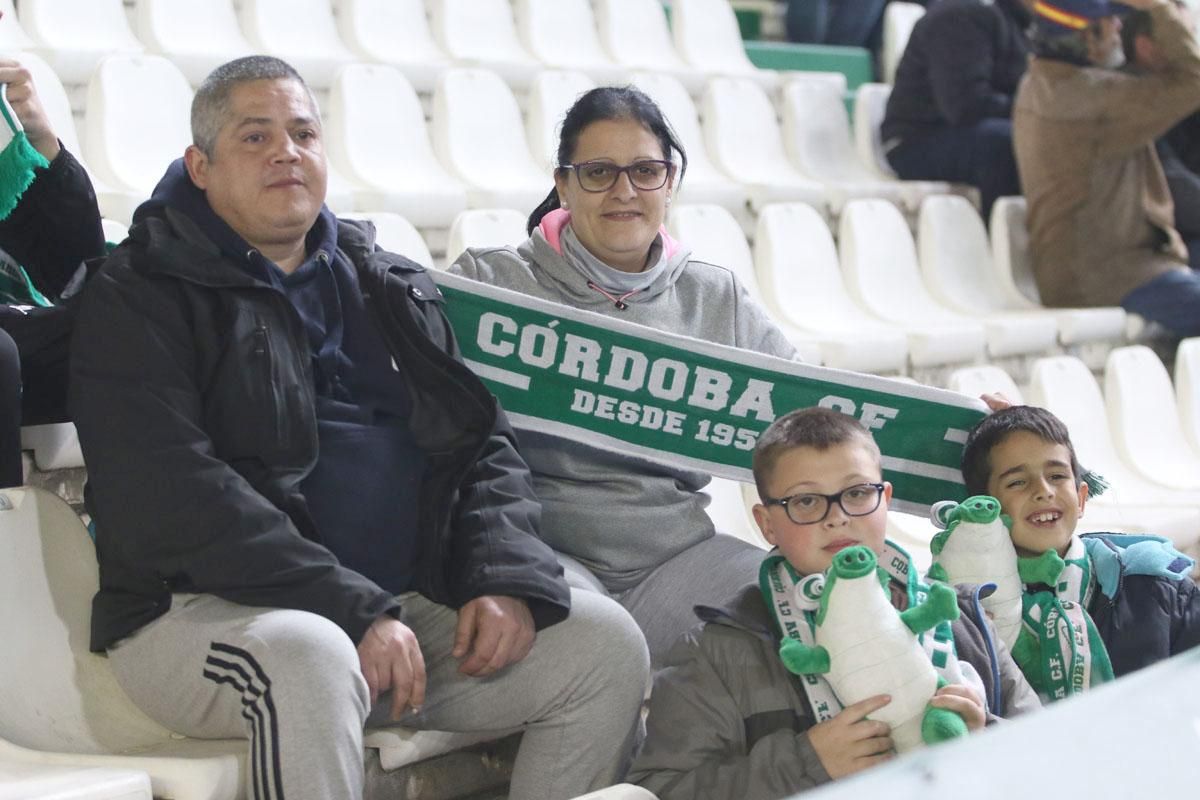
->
xmin=560 ymin=160 xmax=675 ymax=193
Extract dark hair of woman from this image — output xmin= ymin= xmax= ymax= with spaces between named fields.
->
xmin=526 ymin=85 xmax=689 ymax=234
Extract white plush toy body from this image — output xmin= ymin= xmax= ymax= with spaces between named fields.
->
xmin=928 ymin=495 xmax=1022 ymax=649
xmin=779 ymin=545 xmax=967 ymax=753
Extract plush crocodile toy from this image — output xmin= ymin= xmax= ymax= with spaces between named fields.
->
xmin=927 ymin=495 xmax=1023 ymax=649
xmin=778 ymin=545 xmax=969 ymax=752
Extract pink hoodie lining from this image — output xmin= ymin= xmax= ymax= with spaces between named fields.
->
xmin=538 ymin=208 xmax=680 ymax=261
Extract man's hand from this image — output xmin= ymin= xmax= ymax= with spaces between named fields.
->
xmin=931 ymin=683 xmax=987 ymax=731
xmin=453 ymin=595 xmax=535 ymax=677
xmin=807 ymin=695 xmax=894 ymax=779
xmin=357 ymin=615 xmax=426 ymax=721
xmin=0 ymin=60 xmax=59 ymax=161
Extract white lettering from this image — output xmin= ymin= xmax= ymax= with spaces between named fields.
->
xmin=558 ymin=334 xmax=603 ymax=382
xmin=663 ymin=411 xmax=686 ymax=435
xmin=604 ymin=347 xmax=649 ymax=392
xmin=688 ymin=367 xmax=732 ymax=411
xmin=859 ymin=403 xmax=899 ymax=432
xmin=730 ymin=379 xmax=776 ymax=422
xmin=518 ymin=325 xmax=559 ymax=369
xmin=570 ymin=389 xmax=596 ymax=414
xmin=478 ymin=312 xmax=517 ymax=358
xmin=647 ymin=358 xmax=688 ymax=401
xmin=818 ymin=395 xmax=857 ymax=416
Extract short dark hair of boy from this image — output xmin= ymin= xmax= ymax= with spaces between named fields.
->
xmin=752 ymin=407 xmax=880 ymax=503
xmin=960 ymin=405 xmax=1083 ymax=497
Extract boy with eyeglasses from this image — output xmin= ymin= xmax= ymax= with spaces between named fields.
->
xmin=630 ymin=407 xmax=1038 ymax=800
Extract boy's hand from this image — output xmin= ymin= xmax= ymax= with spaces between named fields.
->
xmin=931 ymin=683 xmax=987 ymax=731
xmin=807 ymin=694 xmax=894 ymax=779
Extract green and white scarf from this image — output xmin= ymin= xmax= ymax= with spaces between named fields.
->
xmin=1014 ymin=536 xmax=1114 ymax=703
xmin=431 ymin=271 xmax=987 ymax=513
xmin=759 ymin=541 xmax=971 ymax=722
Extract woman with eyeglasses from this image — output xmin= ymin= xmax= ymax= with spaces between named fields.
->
xmin=450 ymin=86 xmax=798 ymax=667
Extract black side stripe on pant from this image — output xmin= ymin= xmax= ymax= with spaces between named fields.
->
xmin=203 ymin=642 xmax=285 ymax=800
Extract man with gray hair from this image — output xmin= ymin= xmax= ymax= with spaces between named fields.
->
xmin=1013 ymin=0 xmax=1200 ymax=334
xmin=70 ymin=56 xmax=649 ymax=800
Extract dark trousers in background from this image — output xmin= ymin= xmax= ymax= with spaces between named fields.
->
xmin=785 ymin=0 xmax=889 ymax=49
xmin=886 ymin=118 xmax=1020 ymax=222
xmin=0 ymin=304 xmax=75 ymax=488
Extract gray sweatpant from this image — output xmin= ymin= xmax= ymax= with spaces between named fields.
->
xmin=107 ymin=589 xmax=649 ymax=800
xmin=558 ymin=533 xmax=766 ymax=669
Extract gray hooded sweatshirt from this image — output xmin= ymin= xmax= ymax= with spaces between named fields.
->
xmin=449 ymin=209 xmax=797 ymax=591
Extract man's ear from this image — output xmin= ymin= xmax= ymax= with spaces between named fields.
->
xmin=753 ymin=504 xmax=777 ymax=546
xmin=184 ymin=144 xmax=209 ymax=190
xmin=1077 ymin=479 xmax=1089 ymax=517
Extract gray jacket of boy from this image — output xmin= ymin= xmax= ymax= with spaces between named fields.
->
xmin=629 ymin=582 xmax=1040 ymax=800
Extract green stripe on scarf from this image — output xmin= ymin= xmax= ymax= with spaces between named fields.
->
xmin=432 ymin=271 xmax=988 ymax=512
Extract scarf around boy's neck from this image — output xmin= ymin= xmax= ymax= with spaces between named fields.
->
xmin=1012 ymin=535 xmax=1114 ymax=702
xmin=759 ymin=541 xmax=963 ymax=723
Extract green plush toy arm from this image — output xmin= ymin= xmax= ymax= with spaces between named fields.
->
xmin=1018 ymin=550 xmax=1066 ymax=586
xmin=926 ymin=562 xmax=950 ymax=584
xmin=900 ymin=582 xmax=961 ymax=634
xmin=930 ymin=527 xmax=953 ymax=557
xmin=779 ymin=638 xmax=831 ymax=675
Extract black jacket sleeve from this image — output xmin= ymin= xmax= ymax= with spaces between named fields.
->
xmin=72 ymin=255 xmax=400 ymax=647
xmin=0 ymin=147 xmax=104 ymax=299
xmin=924 ymin=10 xmax=1015 ymax=125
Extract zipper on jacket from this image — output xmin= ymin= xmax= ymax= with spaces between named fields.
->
xmin=253 ymin=314 xmax=288 ymax=448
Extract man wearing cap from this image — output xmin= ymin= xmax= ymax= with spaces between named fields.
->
xmin=881 ymin=0 xmax=1037 ymax=220
xmin=1013 ymin=0 xmax=1200 ymax=334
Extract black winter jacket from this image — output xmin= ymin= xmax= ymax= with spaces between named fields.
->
xmin=71 ymin=206 xmax=570 ymax=652
xmin=881 ymin=0 xmax=1032 ymax=146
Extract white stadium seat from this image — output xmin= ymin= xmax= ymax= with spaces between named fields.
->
xmin=430 ymin=0 xmax=541 ymax=91
xmin=341 ymin=212 xmax=434 ymax=270
xmin=432 ymin=68 xmax=550 ymax=213
xmin=0 ymin=0 xmax=34 ymax=50
xmin=753 ymin=202 xmax=909 ymax=373
xmin=446 ymin=209 xmax=529 ymax=260
xmin=917 ymin=195 xmax=1061 ymax=357
xmin=701 ymin=477 xmax=769 ymax=550
xmin=1026 ymin=356 xmax=1200 ymax=547
xmin=780 ymin=77 xmax=913 ymax=214
xmin=1 ymin=49 xmax=145 ymax=224
xmin=839 ymin=199 xmax=986 ymax=368
xmin=594 ymin=0 xmax=706 ymax=95
xmin=670 ymin=0 xmax=778 ymax=90
xmin=237 ymin=0 xmax=355 ymax=90
xmin=629 ymin=71 xmax=748 ymax=215
xmin=526 ymin=70 xmax=596 ymax=173
xmin=989 ymin=196 xmax=1127 ymax=345
xmin=515 ymin=0 xmax=629 ymax=85
xmin=0 ymin=747 xmax=152 ymax=800
xmin=853 ymin=82 xmax=898 ymax=179
xmin=101 ymin=218 xmax=130 ymax=246
xmin=946 ymin=364 xmax=1024 ymax=405
xmin=1105 ymin=346 xmax=1200 ymax=490
xmin=881 ymin=1 xmax=925 ymax=84
xmin=20 ymin=0 xmax=143 ymax=85
xmin=668 ymin=203 xmax=824 ymax=365
xmin=334 ymin=0 xmax=452 ymax=94
xmin=84 ymin=55 xmax=193 ymax=200
xmin=1176 ymin=338 xmax=1200 ymax=459
xmin=327 ymin=64 xmax=467 ymax=229
xmin=702 ymin=77 xmax=827 ymax=215
xmin=134 ymin=0 xmax=253 ymax=87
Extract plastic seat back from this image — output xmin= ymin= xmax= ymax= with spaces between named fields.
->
xmin=701 ymin=477 xmax=768 ymax=550
xmin=0 ymin=0 xmax=34 ymax=49
xmin=703 ymin=76 xmax=802 ymax=184
xmin=433 ymin=0 xmax=535 ymax=65
xmin=1105 ymin=346 xmax=1200 ymax=489
xmin=782 ymin=77 xmax=878 ymax=184
xmin=335 ymin=0 xmax=447 ymax=70
xmin=838 ymin=199 xmax=965 ymax=325
xmin=853 ymin=82 xmax=896 ymax=178
xmin=594 ymin=0 xmax=690 ymax=73
xmin=1177 ymin=338 xmax=1200 ymax=458
xmin=989 ymin=196 xmax=1043 ymax=306
xmin=671 ymin=0 xmax=758 ymax=75
xmin=516 ymin=0 xmax=618 ymax=72
xmin=946 ymin=364 xmax=1025 ymax=405
xmin=667 ymin=204 xmax=763 ymax=302
xmin=85 ymin=55 xmax=193 ymax=196
xmin=342 ymin=212 xmax=434 ymax=270
xmin=0 ymin=488 xmax=178 ymax=755
xmin=21 ymin=0 xmax=144 ymax=84
xmin=882 ymin=1 xmax=925 ymax=84
xmin=447 ymin=209 xmax=529 ymax=260
xmin=918 ymin=194 xmax=1015 ymax=314
xmin=134 ymin=0 xmax=252 ymax=85
xmin=239 ymin=0 xmax=355 ymax=87
xmin=432 ymin=68 xmax=547 ymax=192
xmin=526 ymin=70 xmax=596 ymax=172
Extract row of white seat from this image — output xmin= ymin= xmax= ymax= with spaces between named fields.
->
xmin=10 ymin=33 xmax=961 ymax=237
xmin=707 ymin=343 xmax=1200 ymax=565
xmin=3 ymin=0 xmax=773 ymax=94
